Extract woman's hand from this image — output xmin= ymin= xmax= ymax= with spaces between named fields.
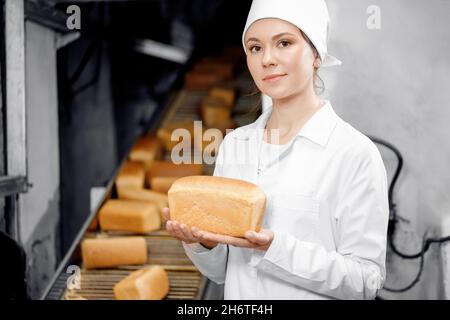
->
xmin=197 ymin=229 xmax=274 ymax=251
xmin=162 ymin=207 xmax=219 ymax=250
xmin=163 ymin=207 xmax=274 ymax=251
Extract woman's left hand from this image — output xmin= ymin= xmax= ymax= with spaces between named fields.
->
xmin=193 ymin=229 xmax=274 ymax=251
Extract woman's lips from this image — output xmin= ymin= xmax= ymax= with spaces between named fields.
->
xmin=263 ymin=74 xmax=286 ymax=82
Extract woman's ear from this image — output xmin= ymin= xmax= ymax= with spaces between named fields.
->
xmin=313 ymin=57 xmax=321 ymax=69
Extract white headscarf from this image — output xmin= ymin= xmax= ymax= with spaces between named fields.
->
xmin=242 ymin=0 xmax=342 ymax=67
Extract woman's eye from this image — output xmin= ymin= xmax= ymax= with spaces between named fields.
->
xmin=279 ymin=40 xmax=291 ymax=47
xmin=250 ymin=46 xmax=261 ymax=53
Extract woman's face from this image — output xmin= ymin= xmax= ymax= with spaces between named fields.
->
xmin=244 ymin=18 xmax=318 ymax=100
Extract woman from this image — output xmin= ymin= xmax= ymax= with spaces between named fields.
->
xmin=163 ymin=0 xmax=389 ymax=300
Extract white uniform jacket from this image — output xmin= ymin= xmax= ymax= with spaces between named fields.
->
xmin=183 ymin=101 xmax=389 ymax=300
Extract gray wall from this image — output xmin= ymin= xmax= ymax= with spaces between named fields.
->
xmin=21 ymin=20 xmax=60 ymax=299
xmin=321 ymin=0 xmax=450 ymax=299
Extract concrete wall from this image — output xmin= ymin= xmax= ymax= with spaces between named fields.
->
xmin=21 ymin=20 xmax=60 ymax=299
xmin=320 ymin=0 xmax=450 ymax=299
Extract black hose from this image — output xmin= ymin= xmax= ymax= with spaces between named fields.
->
xmin=368 ymin=135 xmax=450 ymax=293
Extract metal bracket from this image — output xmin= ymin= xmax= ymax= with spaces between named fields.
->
xmin=0 ymin=176 xmax=29 ymax=197
xmin=135 ymin=38 xmax=190 ymax=64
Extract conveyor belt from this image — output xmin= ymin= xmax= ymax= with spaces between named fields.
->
xmin=43 ymin=60 xmax=260 ymax=301
xmin=63 ymin=267 xmax=204 ymax=300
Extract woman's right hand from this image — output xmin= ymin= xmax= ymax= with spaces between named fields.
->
xmin=162 ymin=207 xmax=219 ymax=250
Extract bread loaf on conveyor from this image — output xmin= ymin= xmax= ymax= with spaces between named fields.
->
xmin=129 ymin=135 xmax=162 ymax=168
xmin=200 ymin=97 xmax=231 ymax=128
xmin=184 ymin=71 xmax=223 ymax=90
xmin=113 ymin=266 xmax=169 ymax=300
xmin=209 ymin=86 xmax=236 ymax=108
xmin=87 ymin=215 xmax=99 ymax=232
xmin=117 ymin=188 xmax=168 ymax=217
xmin=168 ymin=176 xmax=266 ymax=237
xmin=146 ymin=161 xmax=203 ymax=180
xmin=150 ymin=176 xmax=180 ymax=194
xmin=115 ymin=161 xmax=145 ymax=190
xmin=193 ymin=62 xmax=234 ymax=81
xmin=157 ymin=120 xmax=200 ymax=151
xmin=98 ymin=199 xmax=161 ymax=233
xmin=81 ymin=237 xmax=147 ymax=269
xmin=158 ymin=120 xmax=210 ymax=154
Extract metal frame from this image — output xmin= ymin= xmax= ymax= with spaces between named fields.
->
xmin=1 ymin=0 xmax=77 ymax=241
xmin=0 ymin=176 xmax=27 ymax=196
xmin=24 ymin=0 xmax=70 ymax=33
xmin=5 ymin=0 xmax=27 ymax=181
xmin=1 ymin=0 xmax=29 ymax=243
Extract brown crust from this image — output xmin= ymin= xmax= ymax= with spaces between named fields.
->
xmin=169 ymin=175 xmax=265 ymax=199
xmin=98 ymin=199 xmax=161 ymax=233
xmin=150 ymin=176 xmax=180 ymax=194
xmin=116 ymin=161 xmax=145 ymax=189
xmin=129 ymin=136 xmax=162 ymax=165
xmin=113 ymin=266 xmax=169 ymax=300
xmin=168 ymin=176 xmax=266 ymax=237
xmin=147 ymin=161 xmax=203 ymax=179
xmin=81 ymin=237 xmax=147 ymax=269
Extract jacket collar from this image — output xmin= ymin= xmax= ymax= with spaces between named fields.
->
xmin=232 ymin=100 xmax=339 ymax=148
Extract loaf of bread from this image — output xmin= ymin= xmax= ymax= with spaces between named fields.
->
xmin=115 ymin=161 xmax=145 ymax=190
xmin=81 ymin=237 xmax=147 ymax=269
xmin=113 ymin=266 xmax=169 ymax=300
xmin=184 ymin=71 xmax=224 ymax=90
xmin=147 ymin=161 xmax=203 ymax=180
xmin=117 ymin=188 xmax=168 ymax=219
xmin=209 ymin=86 xmax=236 ymax=108
xmin=193 ymin=62 xmax=234 ymax=81
xmin=129 ymin=135 xmax=163 ymax=168
xmin=150 ymin=176 xmax=180 ymax=194
xmin=200 ymin=97 xmax=232 ymax=128
xmin=157 ymin=120 xmax=207 ymax=153
xmin=87 ymin=215 xmax=99 ymax=231
xmin=157 ymin=121 xmax=194 ymax=151
xmin=168 ymin=176 xmax=266 ymax=237
xmin=99 ymin=199 xmax=161 ymax=233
